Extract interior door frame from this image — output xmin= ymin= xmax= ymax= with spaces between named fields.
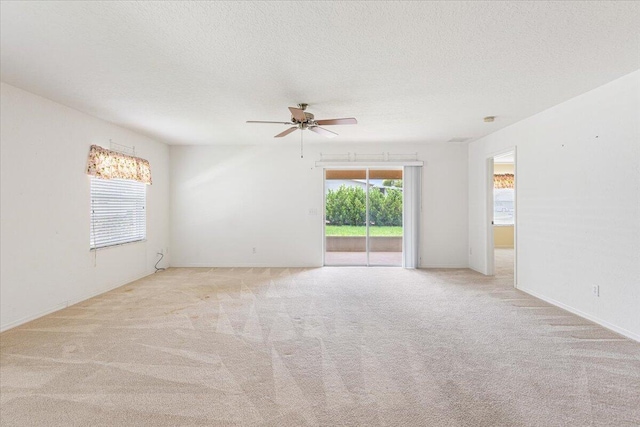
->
xmin=486 ymin=156 xmax=495 ymax=276
xmin=486 ymin=147 xmax=518 ymax=288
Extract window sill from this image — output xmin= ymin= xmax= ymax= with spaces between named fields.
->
xmin=90 ymin=239 xmax=147 ymax=252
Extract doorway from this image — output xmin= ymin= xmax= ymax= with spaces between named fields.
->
xmin=324 ymin=168 xmax=403 ymax=266
xmin=489 ymin=151 xmax=516 ymax=284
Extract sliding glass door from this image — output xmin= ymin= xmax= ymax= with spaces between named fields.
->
xmin=324 ymin=168 xmax=403 ymax=266
xmin=324 ymin=169 xmax=368 ymax=265
xmin=368 ymin=169 xmax=403 ymax=266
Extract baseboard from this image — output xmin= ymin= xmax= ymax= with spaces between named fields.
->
xmin=175 ymin=262 xmax=470 ymax=269
xmin=518 ymin=286 xmax=640 ymax=343
xmin=420 ymin=264 xmax=469 ymax=269
xmin=0 ymin=270 xmax=154 ymax=333
xmin=171 ymin=263 xmax=323 ymax=268
xmin=0 ymin=303 xmax=70 ymax=333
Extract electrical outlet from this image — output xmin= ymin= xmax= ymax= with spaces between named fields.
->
xmin=252 ymin=247 xmax=257 ymax=254
xmin=308 ymin=208 xmax=318 ymax=216
xmin=592 ymin=285 xmax=599 ymax=297
xmin=158 ymin=248 xmax=163 ymax=255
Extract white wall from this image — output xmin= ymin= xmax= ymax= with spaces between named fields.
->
xmin=468 ymin=71 xmax=640 ymax=340
xmin=170 ymin=142 xmax=468 ymax=268
xmin=0 ymin=83 xmax=170 ymax=331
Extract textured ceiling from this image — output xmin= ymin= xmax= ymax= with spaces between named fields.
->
xmin=1 ymin=1 xmax=639 ymax=145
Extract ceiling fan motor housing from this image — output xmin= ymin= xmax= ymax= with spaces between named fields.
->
xmin=292 ymin=112 xmax=314 ymax=124
xmin=246 ymin=103 xmax=355 ymax=138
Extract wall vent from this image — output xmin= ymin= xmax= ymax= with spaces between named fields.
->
xmin=447 ymin=137 xmax=471 ymax=143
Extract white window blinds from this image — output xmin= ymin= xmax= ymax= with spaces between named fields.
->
xmin=90 ymin=177 xmax=146 ymax=249
xmin=403 ymin=166 xmax=422 ymax=268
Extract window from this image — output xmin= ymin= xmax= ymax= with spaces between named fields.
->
xmin=90 ymin=177 xmax=146 ymax=249
xmin=493 ymin=173 xmax=514 ymax=225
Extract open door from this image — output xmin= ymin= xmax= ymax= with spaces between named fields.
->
xmin=489 ymin=151 xmax=516 ymax=285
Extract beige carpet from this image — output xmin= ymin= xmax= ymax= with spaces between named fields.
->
xmin=1 ymin=252 xmax=639 ymax=426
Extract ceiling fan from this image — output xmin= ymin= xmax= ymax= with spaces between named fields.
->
xmin=246 ymin=103 xmax=357 ymax=138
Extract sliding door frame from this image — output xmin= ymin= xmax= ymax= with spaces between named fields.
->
xmin=365 ymin=168 xmax=370 ymax=266
xmin=323 ymin=166 xmax=405 ymax=267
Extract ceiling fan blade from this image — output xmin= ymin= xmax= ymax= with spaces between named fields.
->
xmin=288 ymin=107 xmax=307 ymax=122
xmin=247 ymin=121 xmax=293 ymax=124
xmin=274 ymin=127 xmax=298 ymax=138
xmin=315 ymin=118 xmax=358 ymax=126
xmin=309 ymin=126 xmax=338 ymax=138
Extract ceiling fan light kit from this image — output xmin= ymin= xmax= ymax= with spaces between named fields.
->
xmin=247 ymin=103 xmax=357 ymax=139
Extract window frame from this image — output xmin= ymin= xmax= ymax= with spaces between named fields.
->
xmin=89 ymin=177 xmax=147 ymax=250
xmin=493 ymin=187 xmax=515 ymax=226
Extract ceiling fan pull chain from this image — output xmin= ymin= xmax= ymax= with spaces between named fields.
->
xmin=300 ymin=131 xmax=304 ymax=158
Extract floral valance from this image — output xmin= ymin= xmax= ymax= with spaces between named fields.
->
xmin=86 ymin=145 xmax=152 ymax=184
xmin=494 ymin=173 xmax=514 ymax=189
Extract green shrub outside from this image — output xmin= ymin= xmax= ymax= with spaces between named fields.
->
xmin=326 ymin=185 xmax=403 ymax=226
